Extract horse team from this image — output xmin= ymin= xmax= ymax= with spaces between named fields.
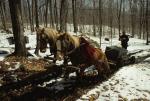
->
xmin=35 ymin=27 xmax=110 ymax=77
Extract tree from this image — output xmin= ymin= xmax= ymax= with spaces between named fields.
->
xmin=145 ymin=0 xmax=149 ymax=45
xmin=60 ymin=0 xmax=68 ymax=32
xmin=45 ymin=0 xmax=48 ymax=27
xmin=72 ymin=0 xmax=78 ymax=33
xmin=117 ymin=0 xmax=123 ymax=37
xmin=93 ymin=0 xmax=96 ymax=36
xmin=0 ymin=1 xmax=7 ymax=31
xmin=54 ymin=0 xmax=59 ymax=30
xmin=34 ymin=0 xmax=40 ymax=55
xmin=99 ymin=0 xmax=103 ymax=47
xmin=129 ymin=0 xmax=137 ymax=37
xmin=8 ymin=0 xmax=27 ymax=56
xmin=26 ymin=0 xmax=34 ymax=32
xmin=108 ymin=0 xmax=114 ymax=44
xmin=49 ymin=0 xmax=55 ymax=28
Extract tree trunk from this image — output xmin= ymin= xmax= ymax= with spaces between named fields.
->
xmin=122 ymin=0 xmax=125 ymax=31
xmin=99 ymin=0 xmax=102 ymax=48
xmin=146 ymin=0 xmax=149 ymax=45
xmin=54 ymin=0 xmax=59 ymax=30
xmin=49 ymin=0 xmax=54 ymax=28
xmin=129 ymin=0 xmax=137 ymax=38
xmin=31 ymin=0 xmax=35 ymax=29
xmin=72 ymin=0 xmax=78 ymax=33
xmin=27 ymin=0 xmax=34 ymax=32
xmin=0 ymin=1 xmax=7 ymax=31
xmin=117 ymin=0 xmax=123 ymax=37
xmin=45 ymin=0 xmax=49 ymax=27
xmin=8 ymin=0 xmax=27 ymax=56
xmin=34 ymin=0 xmax=40 ymax=55
xmin=93 ymin=0 xmax=96 ymax=36
xmin=108 ymin=0 xmax=114 ymax=45
xmin=60 ymin=0 xmax=68 ymax=32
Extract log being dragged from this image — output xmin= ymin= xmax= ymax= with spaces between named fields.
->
xmin=0 ymin=64 xmax=63 ymax=92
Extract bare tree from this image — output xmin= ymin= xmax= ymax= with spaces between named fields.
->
xmin=34 ymin=0 xmax=40 ymax=55
xmin=145 ymin=0 xmax=149 ymax=45
xmin=0 ymin=1 xmax=7 ymax=31
xmin=8 ymin=0 xmax=27 ymax=56
xmin=54 ymin=0 xmax=59 ymax=30
xmin=129 ymin=0 xmax=138 ymax=37
xmin=49 ymin=0 xmax=54 ymax=28
xmin=93 ymin=0 xmax=96 ymax=36
xmin=72 ymin=0 xmax=78 ymax=33
xmin=45 ymin=0 xmax=48 ymax=27
xmin=99 ymin=0 xmax=103 ymax=47
xmin=26 ymin=0 xmax=34 ymax=31
xmin=108 ymin=0 xmax=114 ymax=44
xmin=60 ymin=0 xmax=68 ymax=32
xmin=138 ymin=0 xmax=145 ymax=39
xmin=117 ymin=0 xmax=123 ymax=37
xmin=122 ymin=0 xmax=125 ymax=31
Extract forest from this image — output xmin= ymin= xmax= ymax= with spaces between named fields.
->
xmin=0 ymin=0 xmax=150 ymax=101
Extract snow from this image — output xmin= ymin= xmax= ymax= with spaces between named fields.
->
xmin=76 ymin=35 xmax=150 ymax=100
xmin=77 ymin=61 xmax=150 ymax=101
xmin=0 ymin=29 xmax=150 ymax=100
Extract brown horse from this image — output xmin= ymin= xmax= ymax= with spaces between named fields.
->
xmin=35 ymin=27 xmax=60 ymax=62
xmin=56 ymin=33 xmax=110 ymax=77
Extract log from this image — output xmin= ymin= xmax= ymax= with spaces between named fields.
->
xmin=0 ymin=64 xmax=63 ymax=92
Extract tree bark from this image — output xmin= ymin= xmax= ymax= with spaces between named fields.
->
xmin=49 ymin=0 xmax=54 ymax=28
xmin=54 ymin=0 xmax=59 ymax=30
xmin=93 ymin=0 xmax=96 ymax=36
xmin=146 ymin=0 xmax=149 ymax=45
xmin=27 ymin=0 xmax=34 ymax=32
xmin=45 ymin=0 xmax=48 ymax=27
xmin=99 ymin=0 xmax=102 ymax=48
xmin=72 ymin=0 xmax=78 ymax=33
xmin=117 ymin=0 xmax=123 ymax=37
xmin=0 ymin=1 xmax=7 ymax=31
xmin=8 ymin=0 xmax=27 ymax=56
xmin=34 ymin=0 xmax=40 ymax=55
xmin=60 ymin=0 xmax=68 ymax=32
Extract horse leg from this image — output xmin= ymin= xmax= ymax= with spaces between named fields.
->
xmin=63 ymin=56 xmax=68 ymax=65
xmin=94 ymin=59 xmax=109 ymax=79
xmin=53 ymin=53 xmax=56 ymax=63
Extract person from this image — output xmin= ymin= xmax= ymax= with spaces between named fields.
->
xmin=119 ymin=31 xmax=129 ymax=49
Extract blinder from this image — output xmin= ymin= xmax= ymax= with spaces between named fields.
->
xmin=39 ymin=33 xmax=49 ymax=53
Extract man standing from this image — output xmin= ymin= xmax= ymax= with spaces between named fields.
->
xmin=119 ymin=31 xmax=129 ymax=49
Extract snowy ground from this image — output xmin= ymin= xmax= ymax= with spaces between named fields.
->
xmin=76 ymin=36 xmax=150 ymax=100
xmin=77 ymin=59 xmax=150 ymax=101
xmin=0 ymin=30 xmax=150 ymax=100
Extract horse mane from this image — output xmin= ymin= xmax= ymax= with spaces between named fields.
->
xmin=63 ymin=33 xmax=80 ymax=48
xmin=43 ymin=28 xmax=59 ymax=42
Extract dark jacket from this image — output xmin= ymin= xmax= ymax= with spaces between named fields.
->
xmin=119 ymin=34 xmax=129 ymax=43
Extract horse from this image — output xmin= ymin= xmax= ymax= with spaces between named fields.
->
xmin=35 ymin=27 xmax=60 ymax=62
xmin=56 ymin=32 xmax=110 ymax=77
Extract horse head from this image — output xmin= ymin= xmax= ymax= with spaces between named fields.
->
xmin=56 ymin=33 xmax=80 ymax=61
xmin=35 ymin=27 xmax=48 ymax=53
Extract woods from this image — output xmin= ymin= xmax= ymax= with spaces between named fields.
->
xmin=0 ymin=0 xmax=149 ymax=53
xmin=0 ymin=0 xmax=150 ymax=100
